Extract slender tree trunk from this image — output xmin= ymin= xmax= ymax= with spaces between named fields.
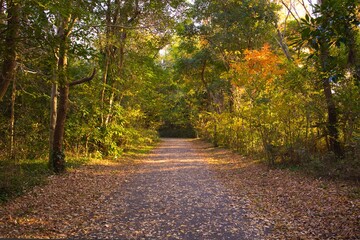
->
xmin=101 ymin=0 xmax=112 ymax=126
xmin=320 ymin=45 xmax=343 ymax=157
xmin=49 ymin=83 xmax=57 ymax=162
xmin=10 ymin=76 xmax=16 ymax=160
xmin=52 ymin=84 xmax=69 ymax=173
xmin=105 ymin=91 xmax=115 ymax=125
xmin=275 ymin=22 xmax=293 ymax=61
xmin=49 ymin=7 xmax=96 ymax=173
xmin=101 ymin=57 xmax=110 ymax=125
xmin=105 ymin=34 xmax=126 ymax=126
xmin=200 ymin=59 xmax=214 ymax=111
xmin=316 ymin=0 xmax=343 ymax=157
xmin=50 ymin=16 xmax=70 ymax=173
xmin=0 ymin=1 xmax=20 ymax=102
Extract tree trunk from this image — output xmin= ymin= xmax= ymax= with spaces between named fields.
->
xmin=320 ymin=45 xmax=343 ymax=157
xmin=317 ymin=0 xmax=343 ymax=158
xmin=49 ymin=83 xmax=57 ymax=163
xmin=10 ymin=76 xmax=16 ymax=160
xmin=101 ymin=57 xmax=110 ymax=125
xmin=51 ymin=85 xmax=69 ymax=173
xmin=105 ymin=33 xmax=126 ymax=126
xmin=50 ymin=15 xmax=70 ymax=173
xmin=49 ymin=6 xmax=96 ymax=173
xmin=275 ymin=22 xmax=293 ymax=61
xmin=0 ymin=1 xmax=20 ymax=102
xmin=101 ymin=0 xmax=112 ymax=126
xmin=200 ymin=59 xmax=214 ymax=111
xmin=105 ymin=91 xmax=115 ymax=125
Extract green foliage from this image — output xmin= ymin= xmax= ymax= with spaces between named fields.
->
xmin=0 ymin=0 xmax=189 ymax=176
xmin=0 ymin=0 xmax=359 ymax=193
xmin=0 ymin=155 xmax=98 ymax=202
xmin=164 ymin=0 xmax=358 ymax=179
xmin=0 ymin=159 xmax=50 ymax=202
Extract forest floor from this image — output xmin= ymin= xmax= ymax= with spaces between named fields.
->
xmin=0 ymin=138 xmax=359 ymax=239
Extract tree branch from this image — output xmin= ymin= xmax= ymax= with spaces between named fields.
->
xmin=281 ymin=0 xmax=301 ymax=27
xmin=69 ymin=68 xmax=96 ymax=87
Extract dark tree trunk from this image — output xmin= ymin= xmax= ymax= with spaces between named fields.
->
xmin=0 ymin=1 xmax=20 ymax=102
xmin=49 ymin=16 xmax=96 ymax=172
xmin=51 ymin=85 xmax=69 ymax=173
xmin=49 ymin=83 xmax=57 ymax=163
xmin=320 ymin=45 xmax=343 ymax=157
xmin=100 ymin=0 xmax=112 ymax=126
xmin=50 ymin=15 xmax=70 ymax=173
xmin=200 ymin=59 xmax=216 ymax=112
xmin=316 ymin=0 xmax=344 ymax=158
xmin=10 ymin=75 xmax=16 ymax=160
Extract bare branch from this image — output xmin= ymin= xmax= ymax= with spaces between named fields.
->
xmin=69 ymin=68 xmax=96 ymax=87
xmin=281 ymin=0 xmax=301 ymax=26
xmin=92 ymin=24 xmax=154 ymax=29
xmin=299 ymin=0 xmax=311 ymax=16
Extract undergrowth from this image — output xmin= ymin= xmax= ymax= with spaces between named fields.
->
xmin=274 ymin=151 xmax=360 ymax=182
xmin=0 ymin=158 xmax=51 ymax=203
xmin=0 ymin=141 xmax=158 ymax=203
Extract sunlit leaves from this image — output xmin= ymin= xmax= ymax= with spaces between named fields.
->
xmin=295 ymin=0 xmax=360 ymax=52
xmin=228 ymin=43 xmax=284 ymax=95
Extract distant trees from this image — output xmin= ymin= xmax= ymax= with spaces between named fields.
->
xmin=170 ymin=0 xmax=360 ymax=170
xmin=0 ymin=0 xmax=358 ymax=176
xmin=0 ymin=0 xmax=188 ymax=172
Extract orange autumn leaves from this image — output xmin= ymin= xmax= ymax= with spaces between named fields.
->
xmin=228 ymin=43 xmax=285 ymax=93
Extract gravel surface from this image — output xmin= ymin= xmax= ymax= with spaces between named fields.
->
xmin=1 ymin=138 xmax=358 ymax=239
xmin=73 ymin=138 xmax=262 ymax=239
xmin=0 ymin=138 xmax=265 ymax=239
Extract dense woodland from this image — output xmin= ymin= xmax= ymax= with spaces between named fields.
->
xmin=0 ymin=0 xmax=359 ymax=198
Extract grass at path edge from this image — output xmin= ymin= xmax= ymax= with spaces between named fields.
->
xmin=0 ymin=142 xmax=159 ymax=203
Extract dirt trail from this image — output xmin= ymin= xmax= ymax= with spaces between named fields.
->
xmin=73 ymin=138 xmax=262 ymax=239
xmin=0 ymin=138 xmax=359 ymax=239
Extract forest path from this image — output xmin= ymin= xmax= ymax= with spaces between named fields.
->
xmin=0 ymin=139 xmax=262 ymax=239
xmin=1 ymin=139 xmax=359 ymax=239
xmin=71 ymin=138 xmax=261 ymax=239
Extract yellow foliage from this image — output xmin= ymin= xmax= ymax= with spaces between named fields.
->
xmin=199 ymin=37 xmax=209 ymax=47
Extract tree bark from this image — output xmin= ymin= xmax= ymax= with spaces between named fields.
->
xmin=317 ymin=0 xmax=343 ymax=158
xmin=320 ymin=45 xmax=343 ymax=157
xmin=52 ymin=84 xmax=68 ymax=173
xmin=100 ymin=0 xmax=112 ymax=126
xmin=10 ymin=75 xmax=16 ymax=160
xmin=0 ymin=1 xmax=20 ymax=102
xmin=50 ymin=15 xmax=70 ymax=173
xmin=50 ymin=19 xmax=96 ymax=172
xmin=49 ymin=83 xmax=57 ymax=163
xmin=274 ymin=22 xmax=293 ymax=61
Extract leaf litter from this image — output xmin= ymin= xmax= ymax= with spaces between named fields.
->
xmin=0 ymin=139 xmax=359 ymax=239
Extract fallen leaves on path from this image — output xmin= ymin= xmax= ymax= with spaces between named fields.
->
xmin=0 ymin=159 xmax=141 ymax=238
xmin=0 ymin=139 xmax=359 ymax=239
xmin=201 ymin=140 xmax=360 ymax=239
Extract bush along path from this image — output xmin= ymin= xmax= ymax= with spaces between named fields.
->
xmin=0 ymin=139 xmax=359 ymax=239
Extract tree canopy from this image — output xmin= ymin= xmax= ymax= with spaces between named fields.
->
xmin=0 ymin=0 xmax=359 ymax=178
